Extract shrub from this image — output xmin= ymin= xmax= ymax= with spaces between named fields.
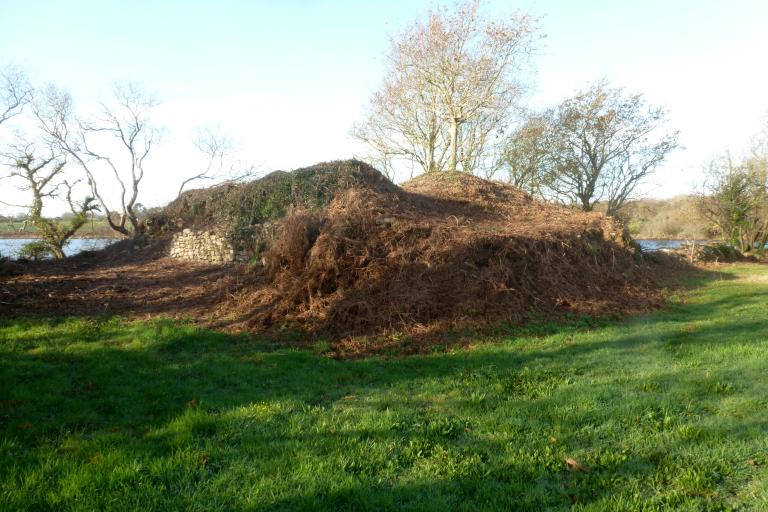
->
xmin=17 ymin=240 xmax=52 ymax=261
xmin=696 ymin=243 xmax=743 ymax=263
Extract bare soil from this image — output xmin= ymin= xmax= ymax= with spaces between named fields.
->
xmin=0 ymin=239 xmax=249 ymax=320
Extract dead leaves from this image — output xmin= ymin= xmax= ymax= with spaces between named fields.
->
xmin=565 ymin=457 xmax=589 ymax=473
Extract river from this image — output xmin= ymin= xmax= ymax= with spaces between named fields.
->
xmin=0 ymin=238 xmax=116 ymax=259
xmin=634 ymin=239 xmax=710 ymax=252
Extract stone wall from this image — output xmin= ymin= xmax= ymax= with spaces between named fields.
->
xmin=168 ymin=229 xmax=241 ymax=264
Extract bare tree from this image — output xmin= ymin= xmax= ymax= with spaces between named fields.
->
xmin=356 ymin=148 xmax=399 ymax=182
xmin=2 ymin=143 xmax=97 ymax=259
xmin=457 ymin=107 xmax=509 ymax=179
xmin=177 ymin=127 xmax=236 ymax=198
xmin=35 ymin=83 xmax=159 ymax=238
xmin=0 ymin=66 xmax=31 ymax=126
xmin=352 ymin=72 xmax=447 ymax=176
xmin=751 ymin=117 xmax=768 ymax=160
xmin=497 ymin=114 xmax=552 ymax=194
xmin=353 ymin=0 xmax=536 ymax=175
xmin=541 ymin=82 xmax=678 ymax=215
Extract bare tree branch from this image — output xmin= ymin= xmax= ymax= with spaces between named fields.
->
xmin=177 ymin=126 xmax=235 ymax=198
xmin=353 ymin=0 xmax=537 ymax=177
xmin=34 ymin=83 xmax=160 ymax=238
xmin=0 ymin=66 xmax=32 ymax=126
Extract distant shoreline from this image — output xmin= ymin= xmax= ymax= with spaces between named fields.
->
xmin=0 ymin=233 xmax=122 ymax=240
xmin=633 ymin=237 xmax=713 ymax=242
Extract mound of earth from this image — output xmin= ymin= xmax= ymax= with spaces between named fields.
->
xmin=155 ymin=160 xmax=395 ymax=234
xmin=1 ymin=161 xmax=669 ymax=355
xmin=213 ymin=168 xmax=663 ymax=352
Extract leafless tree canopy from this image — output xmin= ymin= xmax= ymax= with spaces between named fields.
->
xmin=551 ymin=83 xmax=679 ymax=215
xmin=35 ymin=83 xmax=160 ymax=238
xmin=504 ymin=82 xmax=678 ymax=216
xmin=0 ymin=66 xmax=31 ymax=126
xmin=751 ymin=117 xmax=768 ymax=159
xmin=353 ymin=0 xmax=536 ymax=176
xmin=497 ymin=114 xmax=551 ymax=195
xmin=175 ymin=127 xmax=261 ymax=199
xmin=352 ymin=72 xmax=447 ymax=177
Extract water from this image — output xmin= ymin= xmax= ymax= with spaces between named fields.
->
xmin=635 ymin=239 xmax=710 ymax=252
xmin=0 ymin=238 xmax=116 ymax=259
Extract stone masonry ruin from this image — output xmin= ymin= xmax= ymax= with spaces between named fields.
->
xmin=159 ymin=160 xmax=392 ymax=265
xmin=168 ymin=229 xmax=245 ymax=264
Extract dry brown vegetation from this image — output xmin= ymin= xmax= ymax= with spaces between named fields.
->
xmin=228 ymin=170 xmax=664 ymax=352
xmin=1 ymin=162 xmax=672 ymax=355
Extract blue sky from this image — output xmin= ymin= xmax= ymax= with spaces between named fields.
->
xmin=1 ymin=0 xmax=767 ymax=212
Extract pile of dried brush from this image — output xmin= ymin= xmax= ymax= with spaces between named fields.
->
xmin=220 ymin=168 xmax=664 ymax=353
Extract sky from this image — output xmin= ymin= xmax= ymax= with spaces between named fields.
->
xmin=1 ymin=0 xmax=767 ymax=215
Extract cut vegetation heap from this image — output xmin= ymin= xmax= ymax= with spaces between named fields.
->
xmin=2 ymin=160 xmax=668 ymax=350
xmin=157 ymin=160 xmax=664 ymax=346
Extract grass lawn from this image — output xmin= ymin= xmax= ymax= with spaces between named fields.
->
xmin=2 ymin=264 xmax=768 ymax=510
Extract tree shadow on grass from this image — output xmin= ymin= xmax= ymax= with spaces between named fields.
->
xmin=0 ymin=263 xmax=755 ymax=434
xmin=0 ymin=264 xmax=765 ymax=510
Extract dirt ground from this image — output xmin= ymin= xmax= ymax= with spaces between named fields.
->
xmin=0 ymin=240 xmax=250 ymax=321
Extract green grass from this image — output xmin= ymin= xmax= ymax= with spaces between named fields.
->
xmin=2 ymin=264 xmax=768 ymax=510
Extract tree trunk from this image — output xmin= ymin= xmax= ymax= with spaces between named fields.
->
xmin=50 ymin=245 xmax=66 ymax=260
xmin=449 ymin=119 xmax=460 ymax=172
xmin=426 ymin=134 xmax=436 ymax=173
xmin=579 ymin=194 xmax=593 ymax=212
xmin=127 ymin=210 xmax=140 ymax=238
